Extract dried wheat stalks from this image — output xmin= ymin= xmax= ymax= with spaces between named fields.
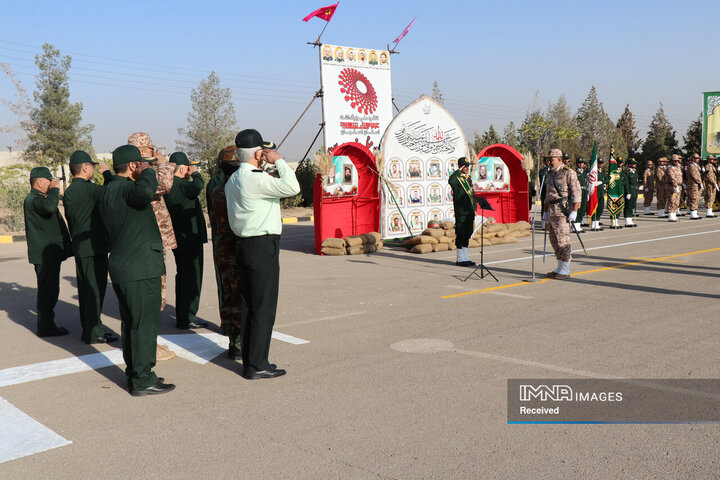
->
xmin=313 ymin=150 xmax=333 ymax=179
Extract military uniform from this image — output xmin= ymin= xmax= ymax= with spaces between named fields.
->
xmin=206 ymin=166 xmax=225 ymax=315
xmin=63 ymin=151 xmax=114 ymax=343
xmin=622 ymin=162 xmax=639 ymax=226
xmin=655 ymin=160 xmax=668 ymax=217
xmin=574 ymin=163 xmax=588 ymax=230
xmin=591 ymin=162 xmax=607 ymax=230
xmin=164 ymin=152 xmax=208 ymax=329
xmin=23 ymin=167 xmax=72 ymax=336
xmin=665 ymin=159 xmax=683 ymax=221
xmin=449 ymin=157 xmax=477 ymax=266
xmin=686 ymin=157 xmax=703 ymax=219
xmin=544 ymin=165 xmax=581 ymax=263
xmin=642 ymin=164 xmax=655 ymax=214
xmin=703 ymin=158 xmax=718 ymax=217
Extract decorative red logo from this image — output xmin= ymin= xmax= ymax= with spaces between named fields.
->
xmin=338 ymin=68 xmax=378 ymax=115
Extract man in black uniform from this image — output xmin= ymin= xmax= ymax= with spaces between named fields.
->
xmin=164 ymin=152 xmax=208 ymax=330
xmin=448 ymin=157 xmax=477 ymax=267
xmin=23 ymin=167 xmax=72 ymax=337
xmin=590 ymin=159 xmax=607 ymax=231
xmin=63 ymin=150 xmax=118 ymax=344
xmin=574 ymin=158 xmax=588 ymax=232
xmin=622 ymin=158 xmax=639 ymax=227
xmin=99 ymin=145 xmax=174 ymax=396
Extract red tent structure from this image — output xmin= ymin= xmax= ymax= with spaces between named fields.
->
xmin=476 ymin=144 xmax=529 ymax=223
xmin=313 ymin=142 xmax=380 ymax=254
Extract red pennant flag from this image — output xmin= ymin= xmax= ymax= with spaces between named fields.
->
xmin=587 ymin=142 xmax=599 ymax=218
xmin=393 ymin=16 xmax=417 ymax=44
xmin=303 ymin=3 xmax=339 ymax=22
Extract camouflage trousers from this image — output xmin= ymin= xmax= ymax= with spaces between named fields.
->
xmin=705 ymin=187 xmax=716 ymax=208
xmin=656 ymin=185 xmax=666 ymax=210
xmin=161 ymin=250 xmax=167 ymax=311
xmin=215 ymin=236 xmax=243 ymax=340
xmin=643 ymin=187 xmax=654 ymax=208
xmin=686 ymin=186 xmax=701 ymax=211
xmin=548 ymin=214 xmax=572 ymax=262
xmin=666 ymin=187 xmax=680 ymax=212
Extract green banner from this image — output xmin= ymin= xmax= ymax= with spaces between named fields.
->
xmin=702 ymin=91 xmax=720 ymax=159
xmin=606 ymin=147 xmax=624 ymax=218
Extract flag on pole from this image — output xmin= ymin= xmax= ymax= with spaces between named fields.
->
xmin=393 ymin=16 xmax=417 ymax=44
xmin=606 ymin=145 xmax=625 ymax=219
xmin=587 ymin=142 xmax=599 ymax=218
xmin=302 ymin=3 xmax=339 ymax=22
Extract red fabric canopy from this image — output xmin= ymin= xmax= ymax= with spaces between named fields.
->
xmin=476 ymin=144 xmax=529 ymax=223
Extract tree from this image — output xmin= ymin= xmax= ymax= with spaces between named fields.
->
xmin=682 ymin=114 xmax=702 ymax=156
xmin=547 ymin=94 xmax=580 ymax=159
xmin=639 ymin=103 xmax=680 ymax=166
xmin=575 ymin=86 xmax=618 ymax=160
xmin=177 ymin=71 xmax=237 ymax=175
xmin=503 ymin=121 xmax=519 ymax=149
xmin=473 ymin=124 xmax=502 ymax=152
xmin=519 ymin=107 xmax=554 ymax=183
xmin=431 ymin=81 xmax=444 ymax=106
xmin=25 ymin=43 xmax=94 ymax=170
xmin=616 ymin=104 xmax=641 ymax=159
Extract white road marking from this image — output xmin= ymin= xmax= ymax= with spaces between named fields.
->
xmin=276 ymin=311 xmax=365 ymax=328
xmin=488 ymin=292 xmax=533 ymax=299
xmin=271 ymin=331 xmax=310 ymax=345
xmin=0 ymin=396 xmax=71 ymax=464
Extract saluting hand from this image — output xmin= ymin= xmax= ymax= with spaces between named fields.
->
xmin=262 ymin=149 xmax=282 ymax=165
xmin=49 ymin=178 xmax=60 ymax=189
xmin=98 ymin=162 xmax=110 ymax=173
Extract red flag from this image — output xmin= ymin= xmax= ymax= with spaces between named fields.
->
xmin=303 ymin=3 xmax=339 ymax=22
xmin=393 ymin=16 xmax=417 ymax=44
xmin=587 ymin=142 xmax=599 ymax=218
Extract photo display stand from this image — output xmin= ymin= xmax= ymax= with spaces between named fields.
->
xmin=463 ymin=196 xmax=498 ymax=282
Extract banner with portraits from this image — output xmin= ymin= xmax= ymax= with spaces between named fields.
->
xmin=702 ymin=91 xmax=720 ymax=159
xmin=320 ymin=44 xmax=393 ymax=154
xmin=379 ymin=95 xmax=467 ymax=239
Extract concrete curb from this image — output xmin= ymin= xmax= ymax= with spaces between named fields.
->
xmin=282 ymin=216 xmax=314 ymax=224
xmin=0 ymin=234 xmax=26 ymax=244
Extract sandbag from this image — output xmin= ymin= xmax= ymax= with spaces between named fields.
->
xmin=344 ymin=235 xmax=364 ymax=247
xmin=322 ymin=237 xmax=345 ymax=249
xmin=443 ymin=227 xmax=455 ymax=236
xmin=506 ymin=223 xmax=520 ymax=232
xmin=486 ymin=224 xmax=507 ymax=233
xmin=403 ymin=235 xmax=439 ymax=247
xmin=375 ymin=241 xmax=384 ymax=250
xmin=441 ymin=221 xmax=454 ymax=230
xmin=362 ymin=232 xmax=382 ymax=244
xmin=447 ymin=243 xmax=457 ymax=251
xmin=517 ymin=229 xmax=531 ymax=237
xmin=409 ymin=243 xmax=434 ymax=254
xmin=516 ymin=221 xmax=531 ymax=230
xmin=438 ymin=236 xmax=452 ymax=244
xmin=422 ymin=228 xmax=444 ymax=238
xmin=432 ymin=243 xmax=449 ymax=252
xmin=468 ymin=238 xmax=481 ymax=248
xmin=321 ymin=246 xmax=346 ymax=256
xmin=347 ymin=244 xmax=377 ymax=255
xmin=482 ymin=231 xmax=498 ymax=239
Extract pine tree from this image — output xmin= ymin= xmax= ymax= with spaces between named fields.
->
xmin=682 ymin=114 xmax=702 ymax=156
xmin=25 ymin=43 xmax=94 ymax=170
xmin=177 ymin=71 xmax=237 ymax=175
xmin=639 ymin=103 xmax=680 ymax=165
xmin=474 ymin=124 xmax=502 ymax=152
xmin=575 ymin=86 xmax=616 ymax=160
xmin=616 ymin=104 xmax=641 ymax=159
xmin=431 ymin=81 xmax=445 ymax=106
xmin=503 ymin=121 xmax=519 ymax=149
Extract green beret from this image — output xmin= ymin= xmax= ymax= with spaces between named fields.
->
xmin=30 ymin=166 xmax=53 ymax=179
xmin=169 ymin=152 xmax=199 ymax=166
xmin=112 ymin=144 xmax=143 ymax=167
xmin=69 ymin=150 xmax=98 ymax=166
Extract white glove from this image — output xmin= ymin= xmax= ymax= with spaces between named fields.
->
xmin=567 ymin=211 xmax=577 ymax=223
xmin=542 ymin=212 xmax=548 ymax=222
xmin=626 ymin=193 xmax=631 ymax=199
xmin=682 ymin=183 xmax=686 ymax=189
xmin=675 ymin=186 xmax=680 ymax=193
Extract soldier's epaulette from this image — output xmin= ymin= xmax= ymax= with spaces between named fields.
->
xmin=252 ymin=169 xmax=263 ymax=172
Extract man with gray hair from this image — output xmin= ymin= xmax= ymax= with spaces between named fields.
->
xmin=225 ymin=129 xmax=300 ymax=380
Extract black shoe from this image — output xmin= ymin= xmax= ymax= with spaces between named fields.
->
xmin=38 ymin=327 xmax=69 ymax=338
xmin=177 ymin=320 xmax=209 ymax=330
xmin=87 ymin=333 xmax=119 ymax=344
xmin=130 ymin=380 xmax=176 ymax=396
xmin=228 ymin=345 xmax=242 ymax=359
xmin=244 ymin=366 xmax=286 ymax=380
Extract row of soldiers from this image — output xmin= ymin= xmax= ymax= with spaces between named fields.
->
xmin=539 ymin=153 xmax=719 ymax=230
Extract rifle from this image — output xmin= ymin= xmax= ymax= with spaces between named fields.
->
xmin=549 ymin=175 xmax=588 ymax=256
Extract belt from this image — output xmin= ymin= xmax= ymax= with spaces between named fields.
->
xmin=547 ymin=197 xmax=567 ymax=205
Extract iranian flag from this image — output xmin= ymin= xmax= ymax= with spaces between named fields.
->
xmin=587 ymin=142 xmax=599 ymax=218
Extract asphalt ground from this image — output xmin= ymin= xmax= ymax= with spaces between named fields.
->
xmin=0 ymin=212 xmax=719 ymax=479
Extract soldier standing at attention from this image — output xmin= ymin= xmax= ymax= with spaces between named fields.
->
xmin=590 ymin=159 xmax=607 ymax=231
xmin=127 ymin=132 xmax=175 ymax=361
xmin=665 ymin=155 xmax=683 ymax=222
xmin=206 ymin=151 xmax=226 ymax=325
xmin=622 ymin=158 xmax=639 ymax=227
xmin=642 ymin=160 xmax=655 ymax=215
xmin=63 ymin=150 xmax=118 ymax=344
xmin=686 ymin=153 xmax=703 ymax=220
xmin=99 ymin=144 xmax=174 ymax=396
xmin=165 ymin=152 xmax=209 ymax=330
xmin=655 ymin=157 xmax=669 ymax=218
xmin=574 ymin=158 xmax=588 ymax=232
xmin=210 ymin=146 xmax=243 ymax=358
xmin=24 ymin=166 xmax=72 ymax=337
xmin=703 ymin=155 xmax=718 ymax=217
xmin=542 ymin=149 xmax=581 ymax=280
xmin=448 ymin=157 xmax=477 ymax=267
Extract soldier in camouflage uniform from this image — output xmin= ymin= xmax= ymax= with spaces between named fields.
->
xmin=703 ymin=155 xmax=718 ymax=217
xmin=642 ymin=160 xmax=655 ymax=215
xmin=665 ymin=155 xmax=683 ymax=222
xmin=206 ymin=151 xmax=226 ymax=319
xmin=686 ymin=153 xmax=703 ymax=220
xmin=542 ymin=149 xmax=581 ymax=280
xmin=210 ymin=146 xmax=244 ymax=358
xmin=655 ymin=157 xmax=669 ymax=218
xmin=128 ymin=132 xmax=176 ymax=361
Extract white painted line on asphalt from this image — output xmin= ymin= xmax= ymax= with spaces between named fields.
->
xmin=485 ymin=229 xmax=720 ymax=266
xmin=271 ymin=331 xmax=310 ymax=345
xmin=489 ymin=292 xmax=533 ymax=299
xmin=276 ymin=311 xmax=365 ymax=328
xmin=0 ymin=396 xmax=71 ymax=464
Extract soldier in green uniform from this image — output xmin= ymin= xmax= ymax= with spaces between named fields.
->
xmin=99 ymin=144 xmax=174 ymax=396
xmin=574 ymin=158 xmax=588 ymax=232
xmin=622 ymin=158 xmax=640 ymax=227
xmin=63 ymin=150 xmax=118 ymax=344
xmin=205 ymin=151 xmax=226 ymax=324
xmin=164 ymin=152 xmax=208 ymax=330
xmin=23 ymin=167 xmax=72 ymax=337
xmin=590 ymin=159 xmax=607 ymax=231
xmin=448 ymin=157 xmax=477 ymax=267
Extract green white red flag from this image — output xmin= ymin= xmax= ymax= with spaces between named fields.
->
xmin=587 ymin=142 xmax=599 ymax=218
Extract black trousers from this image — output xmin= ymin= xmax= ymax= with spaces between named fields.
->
xmin=75 ymin=255 xmax=108 ymax=342
xmin=235 ymin=235 xmax=280 ymax=371
xmin=455 ymin=215 xmax=473 ymax=248
xmin=113 ymin=277 xmax=161 ymax=391
xmin=34 ymin=261 xmax=61 ymax=335
xmin=173 ymin=243 xmax=203 ymax=328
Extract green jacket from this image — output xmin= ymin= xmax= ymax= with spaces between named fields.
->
xmin=449 ymin=170 xmax=477 ymax=217
xmin=164 ymin=172 xmax=208 ymax=247
xmin=63 ymin=177 xmax=108 ymax=258
xmin=99 ymin=170 xmax=165 ymax=284
xmin=23 ymin=187 xmax=72 ymax=265
xmin=622 ymin=169 xmax=639 ymax=195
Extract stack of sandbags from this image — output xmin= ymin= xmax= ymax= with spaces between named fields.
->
xmin=439 ymin=221 xmax=457 ymax=251
xmin=403 ymin=233 xmax=438 ymax=254
xmin=320 ymin=237 xmax=346 ymax=256
xmin=345 ymin=232 xmax=383 ymax=255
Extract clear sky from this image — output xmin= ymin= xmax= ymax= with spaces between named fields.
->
xmin=0 ymin=0 xmax=717 ymax=158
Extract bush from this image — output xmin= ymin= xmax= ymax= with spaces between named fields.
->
xmin=295 ymin=158 xmax=316 ymax=207
xmin=0 ymin=165 xmax=32 ymax=233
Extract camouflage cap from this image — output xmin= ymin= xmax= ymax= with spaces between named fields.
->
xmin=544 ymin=148 xmax=563 ymax=159
xmin=658 ymin=156 xmax=668 ymax=163
xmin=671 ymin=154 xmax=682 ymax=162
xmin=220 ymin=145 xmax=239 ymax=164
xmin=647 ymin=160 xmax=654 ymax=165
xmin=691 ymin=153 xmax=701 ymax=159
xmin=708 ymin=155 xmax=716 ymax=161
xmin=127 ymin=132 xmax=154 ymax=148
